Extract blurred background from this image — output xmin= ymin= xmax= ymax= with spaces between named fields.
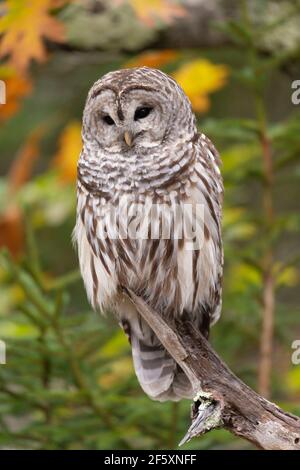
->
xmin=0 ymin=0 xmax=300 ymax=450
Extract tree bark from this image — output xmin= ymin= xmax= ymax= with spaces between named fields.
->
xmin=124 ymin=288 xmax=300 ymax=450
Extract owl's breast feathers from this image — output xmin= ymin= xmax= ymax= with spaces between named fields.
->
xmin=75 ymin=132 xmax=223 ymax=334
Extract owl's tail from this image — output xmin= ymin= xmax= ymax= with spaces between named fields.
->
xmin=120 ymin=315 xmax=194 ymax=402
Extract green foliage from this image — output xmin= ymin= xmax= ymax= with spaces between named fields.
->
xmin=0 ymin=0 xmax=300 ymax=450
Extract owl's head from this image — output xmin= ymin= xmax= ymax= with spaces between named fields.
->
xmin=82 ymin=67 xmax=196 ymax=154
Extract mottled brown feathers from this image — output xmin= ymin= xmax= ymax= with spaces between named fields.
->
xmin=74 ymin=67 xmax=223 ymax=401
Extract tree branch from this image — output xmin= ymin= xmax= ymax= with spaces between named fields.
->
xmin=124 ymin=288 xmax=300 ymax=450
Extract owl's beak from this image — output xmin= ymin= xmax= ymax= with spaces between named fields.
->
xmin=124 ymin=131 xmax=133 ymax=147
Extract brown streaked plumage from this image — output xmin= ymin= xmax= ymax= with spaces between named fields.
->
xmin=74 ymin=67 xmax=223 ymax=401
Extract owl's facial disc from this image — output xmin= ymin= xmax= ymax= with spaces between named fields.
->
xmin=87 ymin=88 xmax=170 ymax=153
xmin=120 ymin=89 xmax=170 ymax=151
xmin=122 ymin=106 xmax=155 ymax=148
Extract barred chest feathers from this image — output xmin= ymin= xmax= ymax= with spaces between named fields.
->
xmin=74 ymin=67 xmax=223 ymax=401
xmin=74 ymin=134 xmax=222 ymax=325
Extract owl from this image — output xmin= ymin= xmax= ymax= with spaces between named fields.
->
xmin=74 ymin=67 xmax=223 ymax=401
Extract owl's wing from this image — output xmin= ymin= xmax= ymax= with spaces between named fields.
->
xmin=188 ymin=132 xmax=224 ymax=331
xmin=119 ymin=133 xmax=223 ymax=399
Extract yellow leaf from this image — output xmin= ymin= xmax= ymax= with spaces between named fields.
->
xmin=173 ymin=59 xmax=229 ymax=112
xmin=0 ymin=66 xmax=32 ymax=121
xmin=222 ymin=144 xmax=259 ymax=174
xmin=223 ymin=207 xmax=256 ymax=239
xmin=189 ymin=94 xmax=210 ymax=113
xmin=223 ymin=207 xmax=246 ymax=226
xmin=0 ymin=320 xmax=38 ymax=339
xmin=53 ymin=121 xmax=82 ymax=183
xmin=229 ymin=262 xmax=261 ymax=293
xmin=126 ymin=49 xmax=178 ymax=69
xmin=275 ymin=265 xmax=299 ymax=288
xmin=114 ymin=0 xmax=186 ymax=26
xmin=0 ymin=0 xmax=67 ymax=71
xmin=287 ymin=367 xmax=300 ymax=393
xmin=101 ymin=330 xmax=130 ymax=359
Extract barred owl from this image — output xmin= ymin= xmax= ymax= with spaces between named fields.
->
xmin=74 ymin=67 xmax=223 ymax=401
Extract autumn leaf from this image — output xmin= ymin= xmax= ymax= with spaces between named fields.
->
xmin=0 ymin=206 xmax=24 ymax=259
xmin=126 ymin=49 xmax=178 ymax=68
xmin=113 ymin=0 xmax=186 ymax=27
xmin=0 ymin=128 xmax=43 ymax=257
xmin=0 ymin=0 xmax=67 ymax=71
xmin=53 ymin=121 xmax=82 ymax=183
xmin=173 ymin=59 xmax=229 ymax=113
xmin=8 ymin=127 xmax=44 ymax=192
xmin=0 ymin=66 xmax=32 ymax=121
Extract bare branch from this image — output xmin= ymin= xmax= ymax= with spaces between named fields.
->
xmin=124 ymin=288 xmax=300 ymax=450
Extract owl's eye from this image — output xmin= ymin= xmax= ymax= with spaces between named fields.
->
xmin=134 ymin=107 xmax=152 ymax=121
xmin=103 ymin=115 xmax=115 ymax=125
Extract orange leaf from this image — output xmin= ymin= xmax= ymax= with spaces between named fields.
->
xmin=0 ymin=127 xmax=43 ymax=257
xmin=8 ymin=126 xmax=45 ymax=193
xmin=113 ymin=0 xmax=187 ymax=26
xmin=0 ymin=67 xmax=32 ymax=121
xmin=126 ymin=49 xmax=178 ymax=68
xmin=0 ymin=0 xmax=67 ymax=72
xmin=53 ymin=121 xmax=82 ymax=183
xmin=0 ymin=205 xmax=24 ymax=258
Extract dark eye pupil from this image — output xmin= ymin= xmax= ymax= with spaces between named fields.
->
xmin=134 ymin=107 xmax=152 ymax=121
xmin=103 ymin=115 xmax=114 ymax=125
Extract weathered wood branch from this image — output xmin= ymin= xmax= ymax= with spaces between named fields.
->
xmin=124 ymin=288 xmax=300 ymax=450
